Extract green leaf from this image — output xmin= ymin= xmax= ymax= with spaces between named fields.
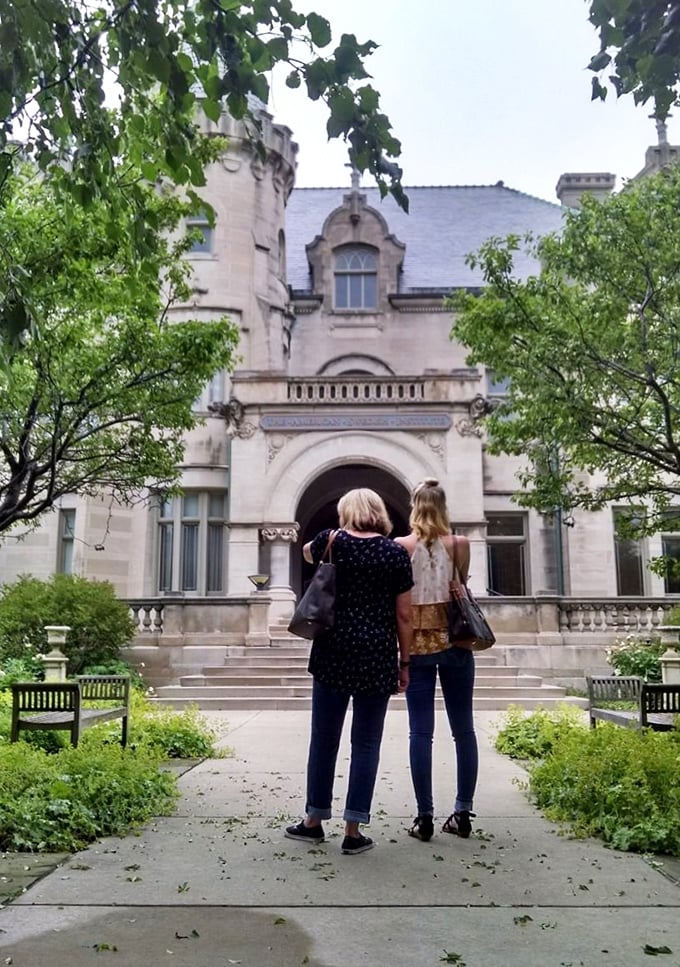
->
xmin=306 ymin=12 xmax=331 ymax=48
xmin=202 ymin=98 xmax=221 ymax=123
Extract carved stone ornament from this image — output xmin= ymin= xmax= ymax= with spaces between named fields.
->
xmin=260 ymin=526 xmax=299 ymax=543
xmin=468 ymin=393 xmax=495 ymax=420
xmin=455 ymin=418 xmax=484 ymax=438
xmin=416 ymin=432 xmax=445 ymax=461
xmin=209 ymin=398 xmax=257 ymax=439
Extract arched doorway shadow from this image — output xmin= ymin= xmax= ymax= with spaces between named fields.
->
xmin=292 ymin=464 xmax=411 ymax=596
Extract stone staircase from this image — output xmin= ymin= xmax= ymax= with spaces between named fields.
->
xmin=153 ymin=637 xmax=587 ymax=711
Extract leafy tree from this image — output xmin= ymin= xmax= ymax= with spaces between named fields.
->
xmin=451 ymin=165 xmax=680 ymax=537
xmin=0 ymin=574 xmax=136 ymax=674
xmin=0 ymin=0 xmax=405 ymax=211
xmin=588 ymin=0 xmax=680 ymax=120
xmin=0 ymin=166 xmax=239 ymax=533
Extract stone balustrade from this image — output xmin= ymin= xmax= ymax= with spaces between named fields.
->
xmin=557 ymin=598 xmax=674 ymax=635
xmin=286 ymin=377 xmax=426 ymax=404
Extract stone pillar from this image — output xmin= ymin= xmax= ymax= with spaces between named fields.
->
xmin=260 ymin=524 xmax=299 ymax=628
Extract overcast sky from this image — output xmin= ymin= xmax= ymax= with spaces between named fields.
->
xmin=268 ymin=0 xmax=675 ymax=204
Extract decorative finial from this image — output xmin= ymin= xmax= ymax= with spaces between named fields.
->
xmin=657 ymin=118 xmax=669 ymax=146
xmin=345 ymin=162 xmax=360 ymax=190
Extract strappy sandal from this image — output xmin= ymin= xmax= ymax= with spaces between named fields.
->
xmin=442 ymin=810 xmax=475 ymax=839
xmin=408 ymin=815 xmax=434 ymax=842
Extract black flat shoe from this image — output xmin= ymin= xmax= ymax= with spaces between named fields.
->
xmin=284 ymin=821 xmax=325 ymax=843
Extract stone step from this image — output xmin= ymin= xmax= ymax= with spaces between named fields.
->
xmin=153 ymin=693 xmax=587 ymax=712
xmin=231 ymin=644 xmax=500 ymax=666
xmin=155 ymin=683 xmax=569 ymax=701
xmin=180 ymin=673 xmax=545 ymax=689
xmin=201 ymin=652 xmax=521 ymax=676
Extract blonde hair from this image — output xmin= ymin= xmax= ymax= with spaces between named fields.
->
xmin=409 ymin=477 xmax=451 ymax=545
xmin=337 ymin=488 xmax=392 ymax=536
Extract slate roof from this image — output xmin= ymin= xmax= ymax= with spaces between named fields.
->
xmin=286 ymin=184 xmax=566 ymax=292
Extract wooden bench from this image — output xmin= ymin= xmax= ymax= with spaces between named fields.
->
xmin=10 ymin=675 xmax=130 ymax=748
xmin=586 ymin=675 xmax=680 ymax=731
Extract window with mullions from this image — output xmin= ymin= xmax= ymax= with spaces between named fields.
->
xmin=334 ymin=245 xmax=378 ymax=310
xmin=157 ymin=493 xmax=226 ymax=594
xmin=186 ymin=210 xmax=213 ymax=255
xmin=613 ymin=508 xmax=646 ymax=596
xmin=58 ymin=509 xmax=76 ymax=574
xmin=486 ymin=514 xmax=527 ymax=595
xmin=660 ymin=509 xmax=680 ymax=593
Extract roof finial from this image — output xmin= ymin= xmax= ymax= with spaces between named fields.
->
xmin=657 ymin=118 xmax=669 ymax=146
xmin=345 ymin=162 xmax=361 ymax=190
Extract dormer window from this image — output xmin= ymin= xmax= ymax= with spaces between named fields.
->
xmin=334 ymin=245 xmax=377 ymax=310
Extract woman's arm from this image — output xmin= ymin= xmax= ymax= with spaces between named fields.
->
xmin=395 ymin=588 xmax=413 ymax=693
xmin=303 ymin=541 xmax=314 ymax=564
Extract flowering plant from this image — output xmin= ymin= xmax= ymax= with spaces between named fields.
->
xmin=605 ymin=635 xmax=667 ymax=682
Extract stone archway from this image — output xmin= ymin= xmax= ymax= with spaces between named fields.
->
xmin=292 ymin=464 xmax=411 ymax=596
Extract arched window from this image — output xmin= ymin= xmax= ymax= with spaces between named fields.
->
xmin=334 ymin=245 xmax=377 ymax=310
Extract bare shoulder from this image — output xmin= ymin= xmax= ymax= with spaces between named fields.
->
xmin=394 ymin=533 xmax=417 ymax=554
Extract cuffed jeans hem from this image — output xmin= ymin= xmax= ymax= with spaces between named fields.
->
xmin=306 ymin=805 xmax=332 ymax=821
xmin=343 ymin=809 xmax=370 ymax=824
xmin=455 ymin=800 xmax=474 ymax=812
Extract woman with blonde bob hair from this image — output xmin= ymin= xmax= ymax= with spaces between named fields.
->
xmin=285 ymin=488 xmax=413 ymax=856
xmin=395 ymin=478 xmax=478 ymax=843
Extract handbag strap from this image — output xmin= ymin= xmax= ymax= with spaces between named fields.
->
xmin=320 ymin=529 xmax=338 ymax=564
xmin=451 ymin=535 xmax=467 ymax=587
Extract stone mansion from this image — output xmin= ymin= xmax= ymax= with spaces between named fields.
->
xmin=2 ymin=110 xmax=678 ymax=688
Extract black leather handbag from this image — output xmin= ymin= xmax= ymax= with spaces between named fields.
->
xmin=287 ymin=531 xmax=337 ymax=640
xmin=447 ymin=572 xmax=495 ymax=652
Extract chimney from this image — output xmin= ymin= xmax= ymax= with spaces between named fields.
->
xmin=555 ymin=172 xmax=616 ymax=208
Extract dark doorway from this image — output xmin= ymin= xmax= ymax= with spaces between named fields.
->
xmin=292 ymin=464 xmax=411 ymax=596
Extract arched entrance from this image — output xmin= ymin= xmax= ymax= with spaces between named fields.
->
xmin=292 ymin=464 xmax=411 ymax=595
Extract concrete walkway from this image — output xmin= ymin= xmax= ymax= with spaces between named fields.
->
xmin=1 ymin=709 xmax=679 ymax=966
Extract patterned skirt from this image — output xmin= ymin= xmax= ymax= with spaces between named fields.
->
xmin=411 ymin=602 xmax=450 ymax=655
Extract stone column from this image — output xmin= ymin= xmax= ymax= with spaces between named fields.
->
xmin=260 ymin=524 xmax=299 ymax=629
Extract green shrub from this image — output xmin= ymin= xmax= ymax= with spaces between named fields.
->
xmin=529 ymin=724 xmax=680 ymax=855
xmin=0 ymin=655 xmax=43 ymax=688
xmin=494 ymin=704 xmax=586 ymax=760
xmin=605 ymin=635 xmax=667 ymax=681
xmin=0 ymin=574 xmax=136 ymax=674
xmin=127 ymin=702 xmax=219 ymax=758
xmin=0 ymin=742 xmax=178 ymax=851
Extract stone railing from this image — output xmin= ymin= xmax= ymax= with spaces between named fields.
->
xmin=128 ymin=600 xmax=164 ymax=635
xmin=127 ymin=594 xmax=677 ymax=642
xmin=287 ymin=377 xmax=426 ymax=404
xmin=557 ymin=598 xmax=675 ymax=636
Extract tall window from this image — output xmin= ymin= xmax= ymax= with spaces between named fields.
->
xmin=186 ymin=210 xmax=213 ymax=254
xmin=662 ymin=534 xmax=680 ymax=593
xmin=334 ymin=245 xmax=377 ymax=310
xmin=487 ymin=514 xmax=527 ymax=595
xmin=613 ymin=508 xmax=645 ymax=595
xmin=58 ymin=509 xmax=76 ymax=574
xmin=660 ymin=509 xmax=680 ymax=593
xmin=157 ymin=492 xmax=226 ymax=594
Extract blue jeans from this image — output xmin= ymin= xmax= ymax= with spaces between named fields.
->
xmin=406 ymin=647 xmax=478 ymax=815
xmin=305 ymin=678 xmax=391 ymax=824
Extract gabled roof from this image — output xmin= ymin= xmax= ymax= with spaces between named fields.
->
xmin=286 ymin=184 xmax=566 ymax=292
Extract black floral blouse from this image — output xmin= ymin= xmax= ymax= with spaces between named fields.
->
xmin=307 ymin=528 xmax=414 ymax=696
